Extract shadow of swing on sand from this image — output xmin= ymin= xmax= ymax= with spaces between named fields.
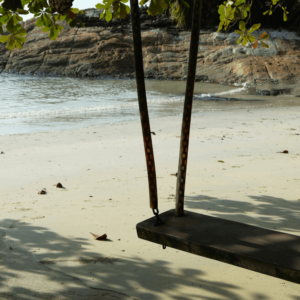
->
xmin=184 ymin=194 xmax=300 ymax=234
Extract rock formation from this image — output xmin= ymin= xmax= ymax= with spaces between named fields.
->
xmin=0 ymin=8 xmax=299 ymax=88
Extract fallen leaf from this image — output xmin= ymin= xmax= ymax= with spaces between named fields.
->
xmin=218 ymin=160 xmax=225 ymax=163
xmin=278 ymin=150 xmax=289 ymax=154
xmin=56 ymin=183 xmax=63 ymax=188
xmin=38 ymin=189 xmax=47 ymax=195
xmin=90 ymin=232 xmax=107 ymax=241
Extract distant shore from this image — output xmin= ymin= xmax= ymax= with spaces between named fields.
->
xmin=1 ymin=8 xmax=300 ymax=86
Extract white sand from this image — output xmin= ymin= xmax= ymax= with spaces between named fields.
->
xmin=1 ymin=106 xmax=300 ymax=299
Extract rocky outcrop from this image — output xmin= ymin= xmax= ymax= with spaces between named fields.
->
xmin=0 ymin=8 xmax=300 ymax=87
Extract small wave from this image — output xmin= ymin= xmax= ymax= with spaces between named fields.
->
xmin=195 ymin=83 xmax=248 ymax=100
xmin=0 ymin=96 xmax=185 ymax=120
xmin=0 ymin=102 xmax=139 ymax=119
xmin=0 ymin=84 xmax=248 ymax=120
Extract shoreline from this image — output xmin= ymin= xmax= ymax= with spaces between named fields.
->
xmin=1 ymin=106 xmax=300 ymax=298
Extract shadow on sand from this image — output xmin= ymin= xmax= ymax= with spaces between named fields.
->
xmin=1 ymin=193 xmax=300 ymax=300
xmin=0 ymin=218 xmax=242 ymax=300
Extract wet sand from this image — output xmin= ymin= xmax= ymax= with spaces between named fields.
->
xmin=1 ymin=106 xmax=300 ymax=299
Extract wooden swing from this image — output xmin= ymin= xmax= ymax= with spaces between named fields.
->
xmin=129 ymin=0 xmax=300 ymax=285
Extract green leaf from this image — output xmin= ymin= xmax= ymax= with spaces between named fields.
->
xmin=14 ymin=37 xmax=23 ymax=49
xmin=15 ymin=35 xmax=26 ymax=42
xmin=248 ymin=23 xmax=261 ymax=33
xmin=6 ymin=17 xmax=14 ymax=33
xmin=218 ymin=4 xmax=225 ymax=17
xmin=174 ymin=3 xmax=180 ymax=14
xmin=218 ymin=160 xmax=225 ymax=163
xmin=41 ymin=26 xmax=50 ymax=32
xmin=55 ymin=14 xmax=66 ymax=21
xmin=36 ymin=15 xmax=44 ymax=27
xmin=16 ymin=9 xmax=29 ymax=14
xmin=71 ymin=8 xmax=79 ymax=13
xmin=7 ymin=37 xmax=15 ymax=50
xmin=119 ymin=3 xmax=128 ymax=18
xmin=237 ymin=36 xmax=242 ymax=44
xmin=48 ymin=25 xmax=60 ymax=40
xmin=261 ymin=41 xmax=269 ymax=48
xmin=14 ymin=23 xmax=22 ymax=32
xmin=96 ymin=3 xmax=105 ymax=9
xmin=29 ymin=1 xmax=43 ymax=14
xmin=224 ymin=4 xmax=235 ymax=21
xmin=21 ymin=0 xmax=31 ymax=6
xmin=234 ymin=30 xmax=242 ymax=34
xmin=69 ymin=19 xmax=77 ymax=27
xmin=139 ymin=0 xmax=150 ymax=5
xmin=239 ymin=21 xmax=245 ymax=31
xmin=15 ymin=28 xmax=27 ymax=36
xmin=147 ymin=0 xmax=168 ymax=16
xmin=235 ymin=0 xmax=245 ymax=7
xmin=241 ymin=36 xmax=248 ymax=46
xmin=105 ymin=9 xmax=112 ymax=22
xmin=263 ymin=10 xmax=269 ymax=15
xmin=247 ymin=34 xmax=256 ymax=43
xmin=0 ymin=15 xmax=9 ymax=24
xmin=0 ymin=34 xmax=10 ymax=43
xmin=12 ymin=14 xmax=20 ymax=24
xmin=43 ymin=13 xmax=52 ymax=27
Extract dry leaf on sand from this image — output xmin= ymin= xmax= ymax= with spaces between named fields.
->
xmin=90 ymin=232 xmax=107 ymax=241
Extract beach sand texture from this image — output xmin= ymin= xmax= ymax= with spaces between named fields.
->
xmin=1 ymin=106 xmax=300 ymax=299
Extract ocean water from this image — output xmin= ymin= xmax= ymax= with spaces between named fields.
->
xmin=1 ymin=74 xmax=300 ymax=136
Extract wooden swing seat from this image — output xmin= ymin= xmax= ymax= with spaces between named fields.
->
xmin=137 ymin=209 xmax=300 ymax=284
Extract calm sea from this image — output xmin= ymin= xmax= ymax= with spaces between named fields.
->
xmin=1 ymin=74 xmax=300 ymax=136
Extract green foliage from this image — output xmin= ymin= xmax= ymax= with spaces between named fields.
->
xmin=168 ymin=0 xmax=190 ymax=28
xmin=0 ymin=0 xmax=290 ymax=51
xmin=96 ymin=0 xmax=129 ymax=22
xmin=218 ymin=0 xmax=288 ymax=49
xmin=0 ymin=0 xmax=86 ymax=49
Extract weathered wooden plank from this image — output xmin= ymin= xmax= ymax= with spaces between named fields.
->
xmin=136 ymin=209 xmax=300 ymax=284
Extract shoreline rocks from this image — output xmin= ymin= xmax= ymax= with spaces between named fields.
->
xmin=0 ymin=8 xmax=299 ymax=89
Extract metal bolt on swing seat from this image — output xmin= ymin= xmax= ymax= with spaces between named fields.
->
xmin=153 ymin=209 xmax=164 ymax=226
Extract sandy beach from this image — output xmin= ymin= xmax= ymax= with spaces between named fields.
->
xmin=1 ymin=105 xmax=300 ymax=299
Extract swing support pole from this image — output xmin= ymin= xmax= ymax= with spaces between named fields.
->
xmin=130 ymin=0 xmax=158 ymax=210
xmin=175 ymin=0 xmax=202 ymax=217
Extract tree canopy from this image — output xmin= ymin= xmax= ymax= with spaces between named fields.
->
xmin=0 ymin=0 xmax=289 ymax=50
